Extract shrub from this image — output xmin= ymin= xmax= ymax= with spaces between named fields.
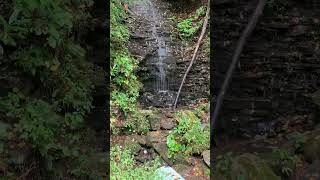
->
xmin=0 ymin=0 xmax=100 ymax=178
xmin=177 ymin=6 xmax=206 ymax=40
xmin=167 ymin=110 xmax=209 ymax=158
xmin=271 ymin=148 xmax=302 ymax=176
xmin=110 ymin=0 xmax=143 ymax=133
xmin=110 ymin=145 xmax=161 ymax=180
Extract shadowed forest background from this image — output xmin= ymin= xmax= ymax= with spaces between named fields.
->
xmin=212 ymin=0 xmax=320 ymax=179
xmin=0 ymin=0 xmax=106 ymax=179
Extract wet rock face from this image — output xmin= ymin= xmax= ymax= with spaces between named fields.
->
xmin=213 ymin=0 xmax=320 ymax=135
xmin=128 ymin=0 xmax=179 ymax=108
xmin=144 ymin=55 xmax=177 ymax=92
xmin=128 ymin=0 xmax=209 ymax=107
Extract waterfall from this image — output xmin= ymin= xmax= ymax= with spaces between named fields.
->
xmin=149 ymin=1 xmax=169 ymax=92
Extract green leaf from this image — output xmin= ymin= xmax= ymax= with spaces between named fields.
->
xmin=9 ymin=8 xmax=20 ymax=24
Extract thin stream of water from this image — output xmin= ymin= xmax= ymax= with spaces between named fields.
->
xmin=132 ymin=0 xmax=177 ymax=107
xmin=148 ymin=1 xmax=169 ymax=92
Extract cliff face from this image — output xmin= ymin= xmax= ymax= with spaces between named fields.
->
xmin=129 ymin=0 xmax=210 ymax=107
xmin=213 ymin=0 xmax=320 ymax=135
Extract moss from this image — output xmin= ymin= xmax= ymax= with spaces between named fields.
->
xmin=215 ymin=153 xmax=280 ymax=180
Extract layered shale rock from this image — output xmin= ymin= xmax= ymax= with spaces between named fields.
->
xmin=213 ymin=0 xmax=320 ymax=135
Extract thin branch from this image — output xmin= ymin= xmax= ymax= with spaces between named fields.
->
xmin=211 ymin=0 xmax=267 ymax=132
xmin=173 ymin=0 xmax=210 ymax=110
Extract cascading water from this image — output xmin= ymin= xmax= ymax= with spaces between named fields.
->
xmin=150 ymin=2 xmax=169 ymax=93
xmin=131 ymin=0 xmax=177 ymax=107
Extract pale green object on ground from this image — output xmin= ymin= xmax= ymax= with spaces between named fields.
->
xmin=155 ymin=166 xmax=185 ymax=180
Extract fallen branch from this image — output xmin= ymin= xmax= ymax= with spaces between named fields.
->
xmin=173 ymin=0 xmax=210 ymax=110
xmin=211 ymin=0 xmax=267 ymax=133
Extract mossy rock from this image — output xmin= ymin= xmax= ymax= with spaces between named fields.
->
xmin=141 ymin=109 xmax=161 ymax=130
xmin=214 ymin=153 xmax=280 ymax=180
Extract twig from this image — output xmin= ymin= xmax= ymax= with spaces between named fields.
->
xmin=173 ymin=0 xmax=210 ymax=110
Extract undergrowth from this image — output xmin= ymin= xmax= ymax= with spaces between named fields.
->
xmin=110 ymin=0 xmax=145 ymax=135
xmin=167 ymin=103 xmax=209 ymax=158
xmin=110 ymin=145 xmax=161 ymax=180
xmin=177 ymin=6 xmax=206 ymax=41
xmin=0 ymin=0 xmax=102 ymax=178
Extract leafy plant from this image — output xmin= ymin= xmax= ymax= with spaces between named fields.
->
xmin=288 ymin=132 xmax=306 ymax=152
xmin=167 ymin=110 xmax=209 ymax=158
xmin=125 ymin=110 xmax=150 ymax=134
xmin=177 ymin=6 xmax=206 ymax=40
xmin=110 ymin=0 xmax=143 ymax=133
xmin=271 ymin=148 xmax=302 ymax=176
xmin=177 ymin=18 xmax=201 ymax=40
xmin=195 ymin=6 xmax=206 ymax=18
xmin=0 ymin=0 xmax=101 ymax=178
xmin=110 ymin=145 xmax=161 ymax=180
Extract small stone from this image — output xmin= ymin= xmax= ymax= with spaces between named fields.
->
xmin=155 ymin=166 xmax=184 ymax=180
xmin=202 ymin=150 xmax=210 ymax=167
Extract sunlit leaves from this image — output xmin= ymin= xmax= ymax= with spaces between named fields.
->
xmin=167 ymin=110 xmax=209 ymax=158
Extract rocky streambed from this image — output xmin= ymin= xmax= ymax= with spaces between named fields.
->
xmin=111 ymin=108 xmax=210 ymax=179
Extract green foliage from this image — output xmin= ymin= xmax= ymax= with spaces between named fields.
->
xmin=288 ymin=132 xmax=306 ymax=152
xmin=110 ymin=0 xmax=142 ymax=133
xmin=177 ymin=18 xmax=201 ymax=40
xmin=110 ymin=0 xmax=130 ymax=47
xmin=271 ymin=148 xmax=302 ymax=176
xmin=195 ymin=6 xmax=206 ymax=18
xmin=177 ymin=6 xmax=206 ymax=40
xmin=110 ymin=52 xmax=141 ymax=115
xmin=0 ymin=0 xmax=100 ymax=178
xmin=110 ymin=145 xmax=161 ymax=180
xmin=214 ymin=153 xmax=281 ymax=180
xmin=0 ymin=90 xmax=87 ymax=174
xmin=126 ymin=111 xmax=150 ymax=134
xmin=167 ymin=110 xmax=209 ymax=158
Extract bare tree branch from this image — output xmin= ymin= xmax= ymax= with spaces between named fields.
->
xmin=173 ymin=0 xmax=211 ymax=110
